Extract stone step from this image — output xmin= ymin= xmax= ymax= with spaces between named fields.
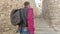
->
xmin=35 ymin=28 xmax=54 ymax=32
xmin=35 ymin=31 xmax=59 ymax=33
xmin=35 ymin=32 xmax=60 ymax=34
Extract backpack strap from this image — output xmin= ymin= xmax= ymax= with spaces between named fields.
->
xmin=19 ymin=8 xmax=28 ymax=26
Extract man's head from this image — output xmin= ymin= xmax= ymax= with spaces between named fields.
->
xmin=24 ymin=1 xmax=30 ymax=7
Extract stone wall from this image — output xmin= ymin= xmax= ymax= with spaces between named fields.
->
xmin=0 ymin=0 xmax=37 ymax=34
xmin=42 ymin=0 xmax=60 ymax=29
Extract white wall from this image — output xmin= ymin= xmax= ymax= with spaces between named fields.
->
xmin=35 ymin=0 xmax=42 ymax=17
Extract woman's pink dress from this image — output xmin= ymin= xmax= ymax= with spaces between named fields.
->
xmin=28 ymin=8 xmax=34 ymax=34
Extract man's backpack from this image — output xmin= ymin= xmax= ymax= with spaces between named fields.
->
xmin=10 ymin=9 xmax=21 ymax=26
xmin=10 ymin=8 xmax=28 ymax=26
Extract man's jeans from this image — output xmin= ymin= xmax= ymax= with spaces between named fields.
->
xmin=18 ymin=27 xmax=29 ymax=34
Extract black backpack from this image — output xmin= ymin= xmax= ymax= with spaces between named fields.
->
xmin=10 ymin=9 xmax=21 ymax=26
xmin=10 ymin=8 xmax=28 ymax=26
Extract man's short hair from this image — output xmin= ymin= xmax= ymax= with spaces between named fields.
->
xmin=24 ymin=1 xmax=30 ymax=6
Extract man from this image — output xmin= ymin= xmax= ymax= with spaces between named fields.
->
xmin=18 ymin=1 xmax=34 ymax=34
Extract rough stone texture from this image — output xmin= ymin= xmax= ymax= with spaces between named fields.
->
xmin=0 ymin=0 xmax=38 ymax=34
xmin=42 ymin=0 xmax=60 ymax=30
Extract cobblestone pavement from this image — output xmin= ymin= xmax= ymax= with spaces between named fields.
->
xmin=34 ymin=17 xmax=60 ymax=34
xmin=17 ymin=17 xmax=60 ymax=34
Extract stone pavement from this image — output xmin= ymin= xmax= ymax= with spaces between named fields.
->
xmin=16 ymin=17 xmax=60 ymax=34
xmin=34 ymin=17 xmax=60 ymax=34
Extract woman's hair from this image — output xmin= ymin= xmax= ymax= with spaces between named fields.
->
xmin=24 ymin=1 xmax=30 ymax=6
